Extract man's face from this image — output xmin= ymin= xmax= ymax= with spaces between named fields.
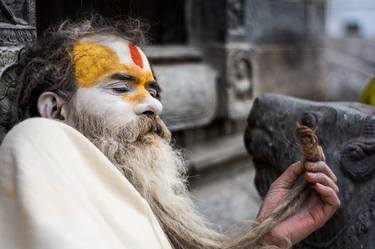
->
xmin=71 ymin=35 xmax=162 ymax=125
xmin=69 ymin=35 xmax=222 ymax=249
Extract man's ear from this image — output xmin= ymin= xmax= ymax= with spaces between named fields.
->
xmin=37 ymin=92 xmax=69 ymax=121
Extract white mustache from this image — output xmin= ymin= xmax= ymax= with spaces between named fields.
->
xmin=118 ymin=115 xmax=171 ymax=143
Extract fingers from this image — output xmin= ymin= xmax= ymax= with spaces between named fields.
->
xmin=304 ymin=172 xmax=339 ymax=193
xmin=304 ymin=161 xmax=337 ymax=183
xmin=304 ymin=161 xmax=339 ymax=195
xmin=305 ymin=161 xmax=340 ymax=217
xmin=314 ymin=183 xmax=341 ymax=214
xmin=272 ymin=161 xmax=304 ymax=188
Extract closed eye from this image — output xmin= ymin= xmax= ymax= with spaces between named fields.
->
xmin=112 ymin=85 xmax=130 ymax=93
xmin=104 ymin=81 xmax=132 ymax=94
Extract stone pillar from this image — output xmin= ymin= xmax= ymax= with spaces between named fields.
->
xmin=246 ymin=0 xmax=327 ymax=100
xmin=186 ymin=0 xmax=256 ymax=120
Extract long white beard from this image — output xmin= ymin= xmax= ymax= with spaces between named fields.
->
xmin=71 ymin=109 xmax=225 ymax=249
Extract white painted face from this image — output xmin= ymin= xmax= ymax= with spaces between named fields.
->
xmin=71 ymin=35 xmax=162 ymax=124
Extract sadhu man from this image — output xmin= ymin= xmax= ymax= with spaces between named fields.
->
xmin=0 ymin=18 xmax=340 ymax=249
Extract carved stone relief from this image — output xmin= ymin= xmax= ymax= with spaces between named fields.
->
xmin=0 ymin=0 xmax=36 ymax=69
xmin=0 ymin=0 xmax=36 ymax=45
xmin=226 ymin=44 xmax=256 ymax=119
xmin=227 ymin=0 xmax=245 ymax=38
xmin=0 ymin=0 xmax=36 ymax=141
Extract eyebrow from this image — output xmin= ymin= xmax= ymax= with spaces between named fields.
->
xmin=110 ymin=73 xmax=137 ymax=82
xmin=146 ymin=81 xmax=162 ymax=92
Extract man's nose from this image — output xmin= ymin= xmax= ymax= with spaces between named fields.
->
xmin=134 ymin=94 xmax=163 ymax=116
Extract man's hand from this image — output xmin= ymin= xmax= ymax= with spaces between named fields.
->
xmin=256 ymin=161 xmax=340 ymax=246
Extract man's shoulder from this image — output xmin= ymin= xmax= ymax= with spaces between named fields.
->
xmin=7 ymin=118 xmax=70 ymax=137
xmin=0 ymin=117 xmax=107 ymax=169
xmin=2 ymin=118 xmax=88 ymax=151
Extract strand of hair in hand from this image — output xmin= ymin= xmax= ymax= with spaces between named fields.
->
xmin=223 ymin=122 xmax=325 ymax=249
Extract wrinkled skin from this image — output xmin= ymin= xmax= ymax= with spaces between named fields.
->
xmin=245 ymin=93 xmax=375 ymax=249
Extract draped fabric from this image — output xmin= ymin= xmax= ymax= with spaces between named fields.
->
xmin=0 ymin=118 xmax=172 ymax=249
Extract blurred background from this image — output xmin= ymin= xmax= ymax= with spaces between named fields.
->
xmin=1 ymin=0 xmax=375 ymax=232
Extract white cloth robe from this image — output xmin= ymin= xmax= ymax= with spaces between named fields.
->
xmin=0 ymin=118 xmax=172 ymax=249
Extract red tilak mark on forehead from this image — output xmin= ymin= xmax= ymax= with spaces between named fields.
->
xmin=128 ymin=43 xmax=144 ymax=69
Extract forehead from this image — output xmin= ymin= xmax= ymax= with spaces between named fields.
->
xmin=85 ymin=35 xmax=152 ymax=71
xmin=72 ymin=35 xmax=153 ymax=87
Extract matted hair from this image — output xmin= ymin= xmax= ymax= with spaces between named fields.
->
xmin=13 ymin=16 xmax=148 ymax=124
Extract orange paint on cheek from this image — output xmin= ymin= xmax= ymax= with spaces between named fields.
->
xmin=122 ymin=87 xmax=148 ymax=102
xmin=119 ymin=65 xmax=154 ymax=103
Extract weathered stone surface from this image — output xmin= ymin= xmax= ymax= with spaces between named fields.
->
xmin=245 ymin=0 xmax=326 ymax=46
xmin=188 ymin=133 xmax=247 ymax=171
xmin=245 ymin=93 xmax=375 ymax=249
xmin=154 ymin=62 xmax=218 ymax=131
xmin=191 ymin=158 xmax=261 ymax=231
xmin=254 ymin=47 xmax=326 ymax=100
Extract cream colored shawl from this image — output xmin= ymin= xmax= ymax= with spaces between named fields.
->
xmin=0 ymin=118 xmax=172 ymax=249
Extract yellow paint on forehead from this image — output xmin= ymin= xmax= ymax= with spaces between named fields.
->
xmin=72 ymin=41 xmax=154 ymax=89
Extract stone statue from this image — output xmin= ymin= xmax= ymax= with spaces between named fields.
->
xmin=244 ymin=93 xmax=375 ymax=249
